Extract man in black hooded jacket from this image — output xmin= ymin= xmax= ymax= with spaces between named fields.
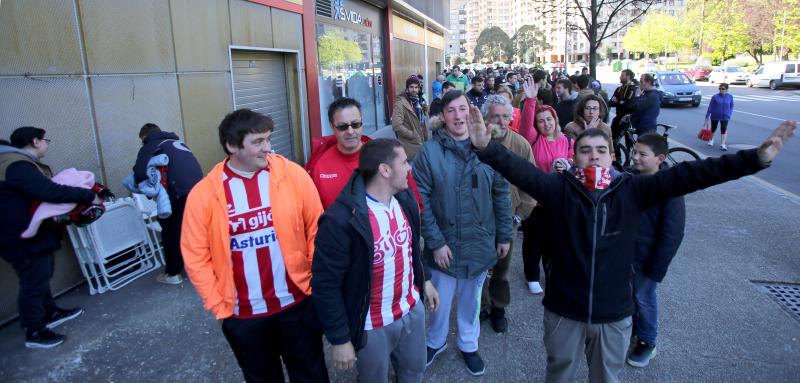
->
xmin=133 ymin=123 xmax=202 ymax=285
xmin=466 ymin=106 xmax=795 ymax=383
xmin=312 ymin=139 xmax=439 ymax=382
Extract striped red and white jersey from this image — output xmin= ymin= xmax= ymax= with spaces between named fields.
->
xmin=223 ymin=164 xmax=305 ymax=319
xmin=364 ymin=195 xmax=419 ymax=330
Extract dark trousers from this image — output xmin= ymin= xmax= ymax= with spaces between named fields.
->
xmin=221 ymin=299 xmax=329 ymax=383
xmin=522 ymin=207 xmax=548 ymax=282
xmin=158 ymin=197 xmax=186 ymax=276
xmin=481 ymin=224 xmax=517 ymax=311
xmin=1 ymin=249 xmax=57 ymax=332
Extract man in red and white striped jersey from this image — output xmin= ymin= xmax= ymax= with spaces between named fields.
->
xmin=312 ymin=139 xmax=439 ymax=382
xmin=181 ymin=109 xmax=328 ymax=383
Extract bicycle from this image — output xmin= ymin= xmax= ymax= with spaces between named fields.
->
xmin=613 ymin=115 xmax=701 ymax=169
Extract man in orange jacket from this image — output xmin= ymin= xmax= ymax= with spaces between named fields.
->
xmin=181 ymin=109 xmax=328 ymax=383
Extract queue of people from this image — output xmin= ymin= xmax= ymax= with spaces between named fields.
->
xmin=1 ymin=64 xmax=795 ymax=383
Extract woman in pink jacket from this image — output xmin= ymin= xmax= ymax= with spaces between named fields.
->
xmin=516 ymin=77 xmax=574 ymax=295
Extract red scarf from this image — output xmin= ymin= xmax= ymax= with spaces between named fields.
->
xmin=574 ymin=165 xmax=612 ymax=192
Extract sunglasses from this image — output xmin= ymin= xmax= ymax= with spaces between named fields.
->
xmin=334 ymin=121 xmax=363 ymax=131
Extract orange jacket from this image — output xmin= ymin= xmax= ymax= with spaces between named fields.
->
xmin=180 ymin=154 xmax=323 ymax=319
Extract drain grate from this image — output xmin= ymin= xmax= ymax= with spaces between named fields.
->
xmin=753 ymin=282 xmax=800 ymax=323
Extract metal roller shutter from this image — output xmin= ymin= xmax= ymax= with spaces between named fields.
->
xmin=231 ymin=51 xmax=294 ymax=160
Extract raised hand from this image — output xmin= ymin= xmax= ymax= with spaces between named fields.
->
xmin=467 ymin=104 xmax=491 ymax=150
xmin=522 ymin=77 xmax=540 ymax=99
xmin=757 ymin=120 xmax=796 ymax=164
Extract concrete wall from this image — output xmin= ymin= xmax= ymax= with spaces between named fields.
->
xmin=0 ymin=0 xmax=307 ymax=324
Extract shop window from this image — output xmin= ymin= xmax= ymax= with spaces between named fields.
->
xmin=316 ymin=23 xmax=387 ymax=135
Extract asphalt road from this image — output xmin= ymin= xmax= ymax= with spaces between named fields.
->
xmin=603 ymin=81 xmax=800 ymax=196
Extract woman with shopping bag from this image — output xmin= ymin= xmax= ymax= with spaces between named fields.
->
xmin=705 ymin=83 xmax=734 ymax=151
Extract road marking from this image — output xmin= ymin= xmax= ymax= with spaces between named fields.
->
xmin=698 ymin=103 xmax=789 ymax=121
xmin=701 ymin=94 xmax=800 ymax=102
xmin=732 ymin=110 xmax=788 ymax=121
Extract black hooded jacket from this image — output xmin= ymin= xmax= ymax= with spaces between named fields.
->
xmin=133 ymin=131 xmax=203 ymax=199
xmin=477 ymin=141 xmax=767 ymax=323
xmin=311 ymin=171 xmax=428 ymax=349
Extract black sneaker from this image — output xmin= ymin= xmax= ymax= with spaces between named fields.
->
xmin=490 ymin=307 xmax=508 ymax=333
xmin=626 ymin=340 xmax=657 ymax=368
xmin=25 ymin=328 xmax=65 ymax=349
xmin=461 ymin=350 xmax=485 ymax=376
xmin=46 ymin=307 xmax=84 ymax=329
xmin=426 ymin=343 xmax=447 ymax=367
xmin=479 ymin=309 xmax=490 ymax=322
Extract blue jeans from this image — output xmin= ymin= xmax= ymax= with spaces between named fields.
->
xmin=633 ymin=274 xmax=658 ymax=346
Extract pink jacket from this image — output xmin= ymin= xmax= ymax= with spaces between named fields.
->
xmin=22 ymin=168 xmax=95 ymax=238
xmin=518 ymin=98 xmax=573 ymax=171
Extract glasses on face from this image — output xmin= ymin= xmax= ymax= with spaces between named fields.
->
xmin=489 ymin=114 xmax=513 ymax=122
xmin=334 ymin=121 xmax=363 ymax=131
xmin=583 ymin=106 xmax=600 ymax=112
xmin=42 ymin=138 xmax=52 ymax=143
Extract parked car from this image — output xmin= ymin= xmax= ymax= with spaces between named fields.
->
xmin=708 ymin=66 xmax=749 ymax=84
xmin=647 ymin=71 xmax=702 ymax=107
xmin=684 ymin=66 xmax=712 ymax=81
xmin=747 ymin=61 xmax=800 ymax=89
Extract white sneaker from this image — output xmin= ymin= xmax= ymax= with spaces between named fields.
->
xmin=707 ymin=138 xmax=714 ymax=146
xmin=527 ymin=281 xmax=543 ymax=294
xmin=156 ymin=273 xmax=183 ymax=285
xmin=720 ymin=144 xmax=728 ymax=151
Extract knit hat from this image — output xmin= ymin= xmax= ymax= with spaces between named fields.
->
xmin=406 ymin=75 xmax=421 ymax=89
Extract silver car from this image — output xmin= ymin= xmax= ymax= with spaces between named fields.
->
xmin=709 ymin=66 xmax=749 ymax=85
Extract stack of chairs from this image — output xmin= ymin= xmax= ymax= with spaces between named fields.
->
xmin=67 ymin=198 xmax=163 ymax=295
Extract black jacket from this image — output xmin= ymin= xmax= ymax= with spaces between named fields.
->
xmin=466 ymin=88 xmax=488 ymax=110
xmin=477 ymin=141 xmax=767 ymax=323
xmin=631 ymin=165 xmax=686 ymax=283
xmin=0 ymin=146 xmax=95 ymax=256
xmin=609 ymin=81 xmax=637 ymax=116
xmin=311 ymin=171 xmax=428 ymax=350
xmin=555 ymin=96 xmax=578 ymax=129
xmin=631 ymin=90 xmax=662 ymax=134
xmin=133 ymin=131 xmax=203 ymax=199
xmin=429 ymin=98 xmax=444 ymax=117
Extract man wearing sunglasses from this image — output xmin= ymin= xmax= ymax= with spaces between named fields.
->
xmin=306 ymin=98 xmax=423 ymax=211
xmin=305 ymin=98 xmax=370 ymax=210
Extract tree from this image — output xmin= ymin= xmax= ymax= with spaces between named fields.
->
xmin=535 ymin=0 xmax=658 ymax=78
xmin=317 ymin=32 xmax=362 ymax=68
xmin=512 ymin=25 xmax=551 ymax=63
xmin=774 ymin=0 xmax=800 ymax=59
xmin=740 ymin=0 xmax=779 ymax=64
xmin=474 ymin=27 xmax=512 ymax=63
xmin=703 ymin=0 xmax=750 ymax=63
xmin=622 ymin=13 xmax=693 ymax=58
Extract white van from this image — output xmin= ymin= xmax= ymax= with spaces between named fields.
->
xmin=746 ymin=61 xmax=800 ymax=89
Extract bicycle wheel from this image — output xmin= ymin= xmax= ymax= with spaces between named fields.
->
xmin=667 ymin=147 xmax=701 ymax=166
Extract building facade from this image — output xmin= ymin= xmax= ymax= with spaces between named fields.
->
xmin=0 ymin=0 xmax=448 ymax=324
xmin=446 ymin=0 xmax=467 ymax=64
